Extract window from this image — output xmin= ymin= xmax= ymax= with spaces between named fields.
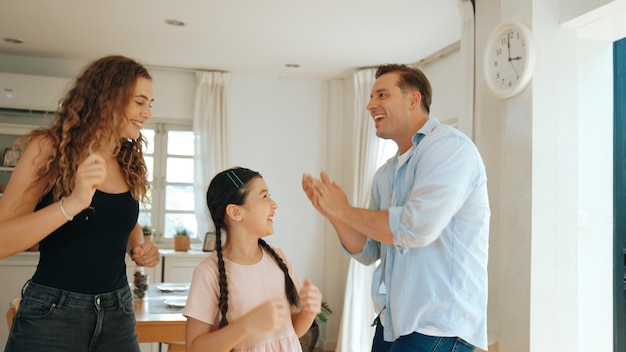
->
xmin=138 ymin=122 xmax=198 ymax=242
xmin=378 ymin=140 xmax=397 ymax=167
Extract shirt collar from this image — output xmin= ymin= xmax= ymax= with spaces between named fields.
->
xmin=411 ymin=117 xmax=440 ymax=145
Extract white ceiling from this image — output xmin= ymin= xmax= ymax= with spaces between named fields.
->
xmin=0 ymin=0 xmax=463 ymax=80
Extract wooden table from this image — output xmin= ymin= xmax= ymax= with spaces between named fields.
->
xmin=133 ymin=284 xmax=188 ymax=345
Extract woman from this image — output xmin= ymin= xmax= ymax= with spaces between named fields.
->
xmin=1 ymin=55 xmax=160 ymax=352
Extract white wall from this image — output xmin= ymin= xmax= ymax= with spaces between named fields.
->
xmin=150 ymin=68 xmax=195 ymax=120
xmin=576 ymin=38 xmax=614 ymax=352
xmin=219 ymin=73 xmax=349 ymax=349
xmin=420 ymin=49 xmax=462 ymax=124
xmin=226 ymin=73 xmax=330 ymax=288
xmin=472 ymin=0 xmax=621 ymax=350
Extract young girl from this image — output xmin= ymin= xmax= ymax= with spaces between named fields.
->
xmin=1 ymin=55 xmax=160 ymax=352
xmin=184 ymin=167 xmax=322 ymax=352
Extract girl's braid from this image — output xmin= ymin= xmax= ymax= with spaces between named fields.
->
xmin=215 ymin=225 xmax=229 ymax=328
xmin=258 ymin=239 xmax=300 ymax=307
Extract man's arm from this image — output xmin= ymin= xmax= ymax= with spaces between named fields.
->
xmin=302 ymin=172 xmax=394 ymax=252
xmin=331 ymin=206 xmax=393 ymax=246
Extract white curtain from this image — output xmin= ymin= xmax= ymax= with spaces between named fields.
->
xmin=192 ymin=71 xmax=230 ymax=237
xmin=457 ymin=0 xmax=475 ymax=139
xmin=336 ymin=68 xmax=380 ymax=352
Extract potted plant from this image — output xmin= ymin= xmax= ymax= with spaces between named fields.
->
xmin=173 ymin=226 xmax=190 ymax=252
xmin=299 ymin=301 xmax=332 ymax=352
xmin=141 ymin=224 xmax=154 ymax=238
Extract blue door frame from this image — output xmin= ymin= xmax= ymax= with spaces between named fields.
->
xmin=614 ymin=36 xmax=626 ymax=352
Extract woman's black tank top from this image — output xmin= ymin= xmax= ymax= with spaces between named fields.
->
xmin=31 ymin=190 xmax=139 ymax=294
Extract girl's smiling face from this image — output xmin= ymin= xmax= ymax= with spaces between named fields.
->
xmin=239 ymin=177 xmax=278 ymax=237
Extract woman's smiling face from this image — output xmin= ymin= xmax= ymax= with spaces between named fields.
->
xmin=122 ymin=77 xmax=153 ymax=140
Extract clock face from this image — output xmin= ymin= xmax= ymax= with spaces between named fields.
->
xmin=484 ymin=20 xmax=536 ymax=99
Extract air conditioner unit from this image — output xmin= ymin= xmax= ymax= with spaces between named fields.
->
xmin=0 ymin=72 xmax=71 ymax=112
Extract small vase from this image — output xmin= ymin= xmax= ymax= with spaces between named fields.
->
xmin=174 ymin=236 xmax=190 ymax=251
xmin=132 ymin=271 xmax=150 ymax=300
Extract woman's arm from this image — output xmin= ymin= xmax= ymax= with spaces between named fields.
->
xmin=0 ymin=136 xmax=105 ymax=258
xmin=127 ymin=223 xmax=160 ymax=267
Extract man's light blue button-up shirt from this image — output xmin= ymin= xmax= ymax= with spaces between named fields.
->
xmin=349 ymin=117 xmax=490 ymax=350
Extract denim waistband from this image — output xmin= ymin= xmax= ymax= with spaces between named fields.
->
xmin=22 ymin=280 xmax=131 ymax=310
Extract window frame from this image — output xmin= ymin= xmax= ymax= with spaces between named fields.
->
xmin=140 ymin=120 xmax=198 ymax=244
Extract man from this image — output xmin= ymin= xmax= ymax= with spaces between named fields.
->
xmin=302 ymin=64 xmax=489 ymax=351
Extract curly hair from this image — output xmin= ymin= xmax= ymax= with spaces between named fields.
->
xmin=375 ymin=63 xmax=432 ymax=114
xmin=206 ymin=166 xmax=300 ymax=328
xmin=16 ymin=55 xmax=151 ymax=202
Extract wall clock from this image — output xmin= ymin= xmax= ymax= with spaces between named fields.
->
xmin=483 ymin=19 xmax=537 ymax=99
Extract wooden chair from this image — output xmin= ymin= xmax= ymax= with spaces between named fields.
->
xmin=166 ymin=342 xmax=186 ymax=351
xmin=6 ymin=297 xmax=20 ymax=330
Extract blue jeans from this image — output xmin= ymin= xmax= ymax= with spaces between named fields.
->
xmin=371 ymin=318 xmax=475 ymax=352
xmin=4 ymin=280 xmax=140 ymax=352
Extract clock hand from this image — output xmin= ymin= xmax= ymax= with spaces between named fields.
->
xmin=505 ymin=33 xmax=521 ymax=75
xmin=507 ymin=54 xmax=520 ymax=76
xmin=507 ymin=34 xmax=511 ymax=59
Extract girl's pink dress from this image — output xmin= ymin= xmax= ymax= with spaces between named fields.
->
xmin=184 ymin=248 xmax=304 ymax=352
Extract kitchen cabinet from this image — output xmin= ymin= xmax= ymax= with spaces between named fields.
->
xmin=0 ymin=167 xmax=12 ymax=198
xmin=0 ymin=252 xmax=39 ymax=349
xmin=161 ymin=249 xmax=209 ymax=283
xmin=0 ymin=121 xmax=40 ymax=197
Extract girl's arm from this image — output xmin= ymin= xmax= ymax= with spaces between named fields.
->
xmin=186 ymin=298 xmax=290 ymax=352
xmin=0 ymin=136 xmax=105 ymax=258
xmin=291 ymin=278 xmax=322 ymax=337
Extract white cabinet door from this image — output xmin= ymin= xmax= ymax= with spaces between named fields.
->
xmin=161 ymin=250 xmax=210 ymax=283
xmin=0 ymin=252 xmax=39 ymax=348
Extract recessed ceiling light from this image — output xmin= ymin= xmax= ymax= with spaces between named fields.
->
xmin=285 ymin=64 xmax=300 ymax=68
xmin=165 ymin=19 xmax=185 ymax=27
xmin=3 ymin=38 xmax=23 ymax=44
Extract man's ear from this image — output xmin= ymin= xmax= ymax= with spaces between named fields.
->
xmin=225 ymin=204 xmax=242 ymax=222
xmin=409 ymin=90 xmax=422 ymax=111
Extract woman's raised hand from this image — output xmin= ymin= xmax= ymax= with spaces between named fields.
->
xmin=64 ymin=153 xmax=107 ymax=216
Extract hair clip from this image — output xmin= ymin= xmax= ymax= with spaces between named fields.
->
xmin=226 ymin=170 xmax=244 ymax=188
